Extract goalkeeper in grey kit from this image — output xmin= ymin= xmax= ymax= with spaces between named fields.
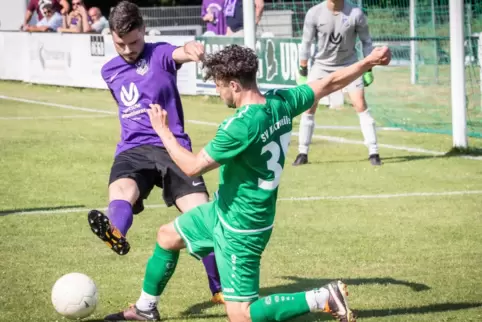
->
xmin=294 ymin=0 xmax=382 ymax=166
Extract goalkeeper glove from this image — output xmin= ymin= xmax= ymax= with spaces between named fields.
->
xmin=363 ymin=69 xmax=374 ymax=87
xmin=297 ymin=66 xmax=308 ymax=85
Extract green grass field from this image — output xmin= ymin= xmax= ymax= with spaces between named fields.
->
xmin=1 ymin=80 xmax=482 ymax=322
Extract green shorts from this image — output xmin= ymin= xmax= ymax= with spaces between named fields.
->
xmin=174 ymin=201 xmax=272 ymax=302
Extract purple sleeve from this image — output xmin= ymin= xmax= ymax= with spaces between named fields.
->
xmin=153 ymin=42 xmax=180 ymax=74
xmin=201 ymin=1 xmax=207 ymax=17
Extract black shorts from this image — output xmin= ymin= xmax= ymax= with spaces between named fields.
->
xmin=109 ymin=145 xmax=208 ymax=214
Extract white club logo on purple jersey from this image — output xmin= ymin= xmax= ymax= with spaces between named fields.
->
xmin=120 ymin=82 xmax=140 ymax=107
xmin=135 ymin=58 xmax=149 ymax=76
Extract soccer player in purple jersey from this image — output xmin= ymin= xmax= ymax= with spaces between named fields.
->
xmin=86 ymin=1 xmax=223 ymax=304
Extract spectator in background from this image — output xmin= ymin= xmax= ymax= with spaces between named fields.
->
xmin=201 ymin=0 xmax=226 ymax=35
xmin=21 ymin=0 xmax=69 ymax=30
xmin=87 ymin=7 xmax=109 ymax=33
xmin=24 ymin=3 xmax=63 ymax=32
xmin=225 ymin=0 xmax=264 ymax=37
xmin=58 ymin=0 xmax=91 ymax=33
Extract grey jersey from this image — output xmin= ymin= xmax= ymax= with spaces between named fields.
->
xmin=300 ymin=1 xmax=373 ymax=70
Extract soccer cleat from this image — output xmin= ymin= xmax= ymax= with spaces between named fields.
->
xmin=320 ymin=281 xmax=356 ymax=322
xmin=88 ymin=209 xmax=130 ymax=255
xmin=104 ymin=304 xmax=160 ymax=321
xmin=211 ymin=292 xmax=225 ymax=304
xmin=292 ymin=153 xmax=308 ymax=166
xmin=368 ymin=154 xmax=382 ymax=166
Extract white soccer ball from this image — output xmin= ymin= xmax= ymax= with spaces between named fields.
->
xmin=51 ymin=273 xmax=98 ymax=320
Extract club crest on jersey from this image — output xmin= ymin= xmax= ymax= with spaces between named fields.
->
xmin=342 ymin=16 xmax=350 ymax=27
xmin=135 ymin=58 xmax=148 ymax=76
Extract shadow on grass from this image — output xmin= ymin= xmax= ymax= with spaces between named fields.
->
xmin=87 ymin=300 xmax=482 ymax=321
xmin=445 ymin=147 xmax=482 ymax=157
xmin=309 ymin=150 xmax=482 ymax=165
xmin=0 ymin=205 xmax=85 ymax=216
xmin=181 ymin=276 xmax=430 ymax=319
xmin=303 ymin=143 xmax=482 ymax=166
xmin=261 ymin=276 xmax=430 ymax=295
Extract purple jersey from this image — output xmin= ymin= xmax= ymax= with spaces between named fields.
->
xmin=202 ymin=0 xmax=227 ymax=35
xmin=101 ymin=42 xmax=192 ymax=156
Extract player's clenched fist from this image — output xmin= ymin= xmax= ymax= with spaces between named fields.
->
xmin=148 ymin=104 xmax=169 ymax=134
xmin=183 ymin=41 xmax=205 ymax=62
xmin=368 ymin=46 xmax=391 ymax=66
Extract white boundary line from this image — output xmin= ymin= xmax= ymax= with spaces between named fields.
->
xmin=0 ymin=95 xmax=116 ymax=115
xmin=314 ymin=125 xmax=402 ymax=131
xmin=0 ymin=95 xmax=481 ymax=161
xmin=3 ymin=190 xmax=482 ymax=216
xmin=0 ymin=115 xmax=114 ymax=120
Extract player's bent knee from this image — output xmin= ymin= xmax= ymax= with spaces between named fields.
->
xmin=225 ymin=301 xmax=251 ymax=322
xmin=353 ymin=101 xmax=367 ymax=113
xmin=108 ymin=178 xmax=140 ymax=204
xmin=348 ymin=90 xmax=367 ymax=113
xmin=157 ymin=222 xmax=185 ymax=251
xmin=305 ymin=104 xmax=318 ymax=115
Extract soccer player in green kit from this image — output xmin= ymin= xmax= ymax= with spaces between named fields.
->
xmin=104 ymin=44 xmax=391 ymax=322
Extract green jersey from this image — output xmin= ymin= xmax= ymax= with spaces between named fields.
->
xmin=204 ymin=84 xmax=315 ymax=232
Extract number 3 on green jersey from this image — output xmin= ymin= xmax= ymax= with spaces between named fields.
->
xmin=258 ymin=132 xmax=291 ymax=190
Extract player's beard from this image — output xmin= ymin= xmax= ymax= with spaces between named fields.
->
xmin=122 ymin=52 xmax=140 ymax=64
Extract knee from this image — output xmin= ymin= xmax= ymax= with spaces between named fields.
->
xmin=109 ymin=178 xmax=139 ymax=203
xmin=305 ymin=104 xmax=317 ymax=115
xmin=226 ymin=304 xmax=251 ymax=322
xmin=157 ymin=223 xmax=184 ymax=250
xmin=351 ymin=95 xmax=367 ymax=113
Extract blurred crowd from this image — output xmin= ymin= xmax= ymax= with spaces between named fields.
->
xmin=201 ymin=0 xmax=264 ymax=37
xmin=19 ymin=0 xmax=265 ymax=37
xmin=21 ymin=0 xmax=108 ymax=34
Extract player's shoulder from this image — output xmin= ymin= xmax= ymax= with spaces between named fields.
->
xmin=219 ymin=105 xmax=258 ymax=132
xmin=346 ymin=3 xmax=364 ymax=17
xmin=307 ymin=2 xmax=325 ymax=15
xmin=265 ymin=87 xmax=298 ymax=102
xmin=101 ymin=56 xmax=126 ymax=82
xmin=150 ymin=41 xmax=177 ymax=55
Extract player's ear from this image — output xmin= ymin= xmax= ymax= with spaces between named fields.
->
xmin=230 ymin=80 xmax=242 ymax=92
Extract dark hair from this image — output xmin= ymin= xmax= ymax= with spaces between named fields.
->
xmin=42 ymin=3 xmax=53 ymax=11
xmin=109 ymin=1 xmax=143 ymax=37
xmin=203 ymin=44 xmax=258 ymax=87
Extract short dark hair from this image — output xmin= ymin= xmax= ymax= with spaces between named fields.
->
xmin=109 ymin=1 xmax=143 ymax=37
xmin=203 ymin=45 xmax=258 ymax=87
xmin=42 ymin=3 xmax=53 ymax=11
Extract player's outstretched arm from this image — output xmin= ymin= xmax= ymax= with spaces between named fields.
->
xmin=147 ymin=104 xmax=220 ymax=177
xmin=172 ymin=41 xmax=205 ymax=64
xmin=308 ymin=46 xmax=391 ymax=103
xmin=298 ymin=8 xmax=317 ymax=84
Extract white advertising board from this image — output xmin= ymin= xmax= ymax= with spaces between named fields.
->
xmin=0 ymin=32 xmax=197 ymax=95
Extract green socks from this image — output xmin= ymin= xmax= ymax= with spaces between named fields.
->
xmin=136 ymin=243 xmax=180 ymax=311
xmin=249 ymin=292 xmax=311 ymax=322
xmin=143 ymin=243 xmax=179 ymax=295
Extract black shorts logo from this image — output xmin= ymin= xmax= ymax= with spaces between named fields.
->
xmin=329 ymin=32 xmax=343 ymax=45
xmin=90 ymin=35 xmax=105 ymax=57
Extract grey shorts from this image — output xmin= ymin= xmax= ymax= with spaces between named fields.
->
xmin=308 ymin=63 xmax=364 ymax=93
